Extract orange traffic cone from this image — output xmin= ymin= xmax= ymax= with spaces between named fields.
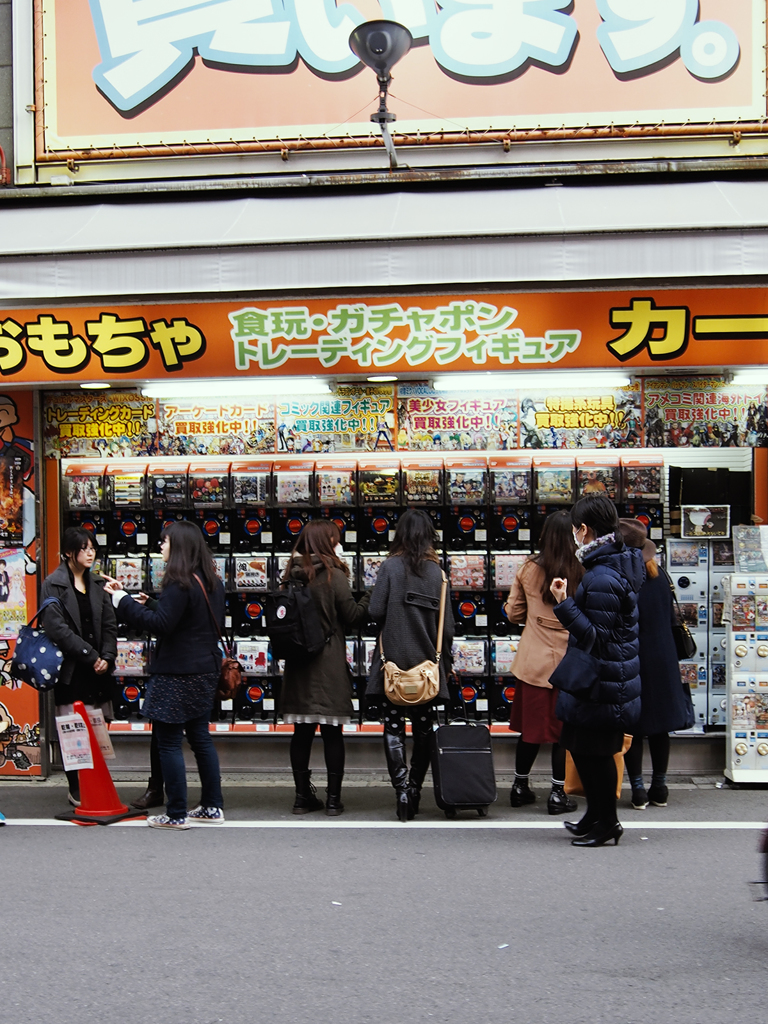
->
xmin=56 ymin=701 xmax=147 ymax=825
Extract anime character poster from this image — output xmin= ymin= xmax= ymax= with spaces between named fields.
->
xmin=397 ymin=382 xmax=517 ymax=451
xmin=643 ymin=378 xmax=768 ymax=448
xmin=278 ymin=385 xmax=395 ymax=453
xmin=0 ymin=392 xmax=40 ymax=776
xmin=0 ymin=549 xmax=28 ymax=637
xmin=519 ymin=385 xmax=642 ymax=449
xmin=157 ymin=399 xmax=275 ymax=455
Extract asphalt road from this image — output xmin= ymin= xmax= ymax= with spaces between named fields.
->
xmin=2 ymin=780 xmax=767 ymax=1024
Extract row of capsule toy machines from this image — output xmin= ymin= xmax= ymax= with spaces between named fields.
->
xmin=62 ymin=452 xmax=666 ymax=731
xmin=722 ymin=526 xmax=768 ymax=781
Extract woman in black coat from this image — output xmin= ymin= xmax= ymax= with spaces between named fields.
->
xmin=281 ymin=519 xmax=370 ymax=817
xmin=618 ymin=519 xmax=694 ymax=810
xmin=367 ymin=509 xmax=454 ymax=822
xmin=40 ymin=527 xmax=117 ymax=806
xmin=550 ymin=495 xmax=644 ymax=848
xmin=104 ymin=520 xmax=225 ymax=830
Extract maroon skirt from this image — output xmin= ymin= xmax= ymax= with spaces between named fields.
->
xmin=509 ymin=679 xmax=563 ymax=745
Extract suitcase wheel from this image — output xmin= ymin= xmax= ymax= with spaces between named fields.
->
xmin=444 ymin=808 xmax=457 ymax=819
xmin=477 ymin=807 xmax=488 ymax=818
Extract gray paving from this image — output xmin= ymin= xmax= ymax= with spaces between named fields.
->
xmin=2 ymin=779 xmax=768 ymax=1024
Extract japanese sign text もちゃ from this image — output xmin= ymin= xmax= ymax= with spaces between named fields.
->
xmin=7 ymin=289 xmax=768 ymax=385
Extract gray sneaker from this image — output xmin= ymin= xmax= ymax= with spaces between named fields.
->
xmin=188 ymin=805 xmax=225 ymax=823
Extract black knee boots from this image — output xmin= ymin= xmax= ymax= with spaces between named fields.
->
xmin=384 ymin=732 xmax=410 ymax=822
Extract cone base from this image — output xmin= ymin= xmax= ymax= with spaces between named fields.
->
xmin=55 ymin=808 xmax=148 ymax=826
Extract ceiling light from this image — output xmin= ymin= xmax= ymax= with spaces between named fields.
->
xmin=729 ymin=370 xmax=768 ymax=386
xmin=140 ymin=378 xmax=331 ymax=399
xmin=367 ymin=374 xmax=398 ymax=382
xmin=80 ymin=382 xmax=112 ymax=390
xmin=432 ymin=372 xmax=632 ymax=391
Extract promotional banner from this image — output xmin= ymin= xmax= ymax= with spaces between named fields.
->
xmin=14 ymin=287 xmax=768 ymax=388
xmin=36 ymin=1 xmax=764 ymax=167
xmin=0 ymin=391 xmax=40 ymax=777
xmin=157 ymin=400 xmax=276 ymax=456
xmin=43 ymin=391 xmax=157 ymax=458
xmin=44 ymin=377 xmax=768 ymax=453
xmin=278 ymin=384 xmax=395 ymax=452
xmin=643 ymin=377 xmax=768 ymax=447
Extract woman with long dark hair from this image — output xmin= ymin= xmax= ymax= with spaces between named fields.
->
xmin=504 ymin=510 xmax=584 ymax=814
xmin=367 ymin=509 xmax=454 ymax=821
xmin=618 ymin=518 xmax=694 ymax=809
xmin=281 ymin=519 xmax=370 ymax=816
xmin=104 ymin=520 xmax=225 ymax=829
xmin=41 ymin=527 xmax=117 ymax=807
xmin=550 ymin=494 xmax=644 ymax=847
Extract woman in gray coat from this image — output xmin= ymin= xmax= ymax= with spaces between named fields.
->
xmin=281 ymin=520 xmax=370 ymax=816
xmin=367 ymin=510 xmax=454 ymax=821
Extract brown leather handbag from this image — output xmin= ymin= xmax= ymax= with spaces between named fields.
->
xmin=194 ymin=574 xmax=244 ymax=701
xmin=381 ymin=572 xmax=448 ymax=706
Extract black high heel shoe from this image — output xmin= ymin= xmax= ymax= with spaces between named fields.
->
xmin=571 ymin=821 xmax=623 ymax=847
xmin=564 ymin=818 xmax=595 ymax=837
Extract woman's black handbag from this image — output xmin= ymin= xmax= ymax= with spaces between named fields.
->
xmin=663 ymin=570 xmax=698 ymax=661
xmin=549 ymin=646 xmax=601 ymax=699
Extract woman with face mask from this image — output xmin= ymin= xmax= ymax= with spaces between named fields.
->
xmin=549 ymin=494 xmax=644 ymax=847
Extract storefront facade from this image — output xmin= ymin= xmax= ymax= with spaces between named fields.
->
xmin=1 ymin=2 xmax=768 ymax=777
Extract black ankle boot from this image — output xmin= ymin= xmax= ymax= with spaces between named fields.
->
xmin=547 ymin=783 xmax=577 ymax=815
xmin=292 ymin=770 xmax=324 ymax=814
xmin=131 ymin=778 xmax=164 ymax=810
xmin=509 ymin=777 xmax=536 ymax=807
xmin=325 ymin=772 xmax=344 ymax=816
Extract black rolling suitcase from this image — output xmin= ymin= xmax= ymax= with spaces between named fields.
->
xmin=431 ymin=715 xmax=497 ymax=819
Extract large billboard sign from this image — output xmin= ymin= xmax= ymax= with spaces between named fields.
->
xmin=4 ymin=287 xmax=768 ymax=383
xmin=32 ymin=1 xmax=765 ymax=170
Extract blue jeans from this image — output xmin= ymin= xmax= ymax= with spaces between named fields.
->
xmin=153 ymin=713 xmax=223 ymax=819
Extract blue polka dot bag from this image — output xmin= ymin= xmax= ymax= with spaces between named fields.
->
xmin=11 ymin=597 xmax=65 ymax=691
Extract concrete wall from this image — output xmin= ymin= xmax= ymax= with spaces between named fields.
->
xmin=0 ymin=0 xmax=12 ymax=178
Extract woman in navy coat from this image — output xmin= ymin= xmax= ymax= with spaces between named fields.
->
xmin=550 ymin=494 xmax=645 ymax=848
xmin=618 ymin=519 xmax=694 ymax=810
xmin=105 ymin=521 xmax=225 ymax=830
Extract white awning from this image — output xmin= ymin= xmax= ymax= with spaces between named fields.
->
xmin=0 ymin=178 xmax=766 ymax=301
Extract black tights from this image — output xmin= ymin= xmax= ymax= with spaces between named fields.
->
xmin=515 ymin=739 xmax=566 ymax=782
xmin=571 ymin=752 xmax=618 ymax=827
xmin=290 ymin=723 xmax=345 ymax=776
xmin=624 ymin=733 xmax=670 ymax=782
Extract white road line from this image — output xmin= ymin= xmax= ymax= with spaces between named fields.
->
xmin=2 ymin=819 xmax=766 ymax=830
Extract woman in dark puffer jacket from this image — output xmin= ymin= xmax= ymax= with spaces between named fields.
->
xmin=550 ymin=494 xmax=645 ymax=848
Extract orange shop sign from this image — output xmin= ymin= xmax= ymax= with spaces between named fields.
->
xmin=38 ymin=1 xmax=764 ymax=160
xmin=3 ymin=289 xmax=768 ymax=383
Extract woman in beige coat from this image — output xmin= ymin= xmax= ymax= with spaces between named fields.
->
xmin=504 ymin=510 xmax=584 ymax=814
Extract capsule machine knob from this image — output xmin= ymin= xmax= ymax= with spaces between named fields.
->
xmin=735 ymin=742 xmax=749 ymax=756
xmin=757 ymin=645 xmax=768 ymax=659
xmin=735 ymin=644 xmax=749 ymax=658
xmin=758 ymin=743 xmax=768 ymax=757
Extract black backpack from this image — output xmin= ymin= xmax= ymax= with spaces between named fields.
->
xmin=265 ymin=581 xmax=331 ymax=660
